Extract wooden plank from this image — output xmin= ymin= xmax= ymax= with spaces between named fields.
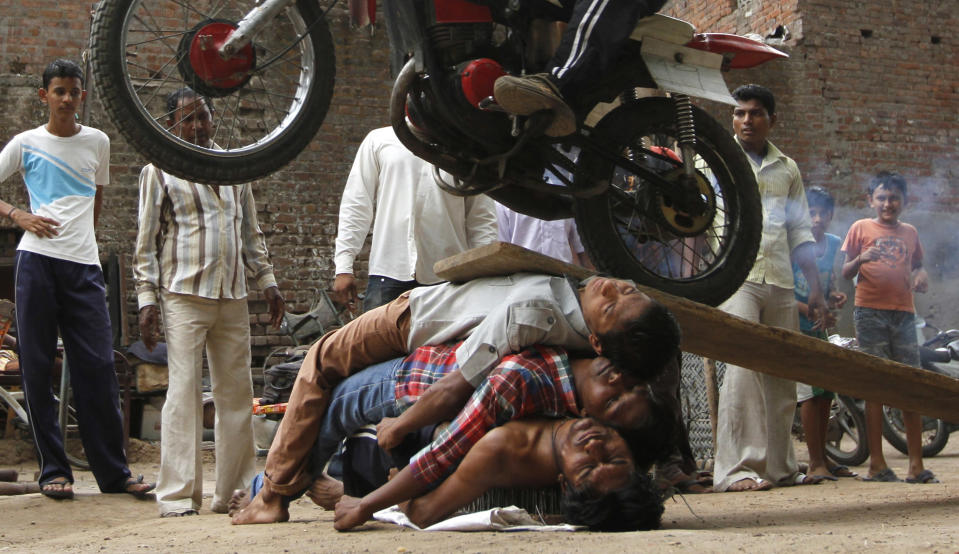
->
xmin=434 ymin=242 xmax=595 ymax=283
xmin=434 ymin=243 xmax=959 ymax=422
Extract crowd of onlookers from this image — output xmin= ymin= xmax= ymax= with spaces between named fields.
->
xmin=0 ymin=54 xmax=938 ymax=534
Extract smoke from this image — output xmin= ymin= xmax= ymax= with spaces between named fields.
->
xmin=809 ymin=168 xmax=959 ymax=330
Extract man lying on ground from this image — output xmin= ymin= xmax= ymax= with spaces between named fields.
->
xmin=230 ymin=341 xmax=675 ymax=521
xmin=234 ymin=273 xmax=680 ymax=524
xmin=335 ymin=417 xmax=665 ymax=531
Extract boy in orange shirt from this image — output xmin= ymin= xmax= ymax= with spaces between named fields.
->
xmin=841 ymin=171 xmax=936 ymax=484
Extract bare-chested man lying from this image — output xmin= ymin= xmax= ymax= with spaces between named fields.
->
xmin=336 ymin=416 xmax=664 ymax=531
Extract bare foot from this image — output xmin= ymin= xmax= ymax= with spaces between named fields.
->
xmin=305 ymin=475 xmax=343 ymax=510
xmin=231 ymin=487 xmax=290 ymax=525
xmin=725 ymin=477 xmax=773 ymax=492
xmin=806 ymin=464 xmax=831 ymax=478
xmin=228 ymin=488 xmax=251 ymax=516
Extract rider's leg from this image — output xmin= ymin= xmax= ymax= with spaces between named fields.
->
xmin=494 ymin=0 xmax=666 ymax=136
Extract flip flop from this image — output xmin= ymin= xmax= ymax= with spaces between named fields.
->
xmin=40 ymin=477 xmax=74 ymax=500
xmin=673 ymin=478 xmax=713 ymax=494
xmin=861 ymin=468 xmax=901 ymax=482
xmin=124 ymin=475 xmax=156 ymax=499
xmin=161 ymin=509 xmax=199 ymax=518
xmin=810 ymin=474 xmax=839 ymax=482
xmin=828 ymin=465 xmax=858 ymax=478
xmin=905 ymin=469 xmax=940 ymax=484
xmin=784 ymin=472 xmax=826 ymax=486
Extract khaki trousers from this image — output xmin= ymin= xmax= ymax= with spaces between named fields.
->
xmin=713 ymin=282 xmax=800 ymax=491
xmin=156 ymin=292 xmax=256 ymax=514
xmin=264 ymin=293 xmax=411 ymax=495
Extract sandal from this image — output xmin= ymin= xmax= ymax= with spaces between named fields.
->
xmin=124 ymin=475 xmax=156 ymax=499
xmin=905 ymin=469 xmax=940 ymax=484
xmin=40 ymin=477 xmax=75 ymax=500
xmin=828 ymin=465 xmax=858 ymax=478
xmin=861 ymin=468 xmax=901 ymax=482
xmin=673 ymin=478 xmax=713 ymax=494
xmin=161 ymin=509 xmax=199 ymax=518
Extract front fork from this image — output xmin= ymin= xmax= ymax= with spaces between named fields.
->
xmin=220 ymin=0 xmax=297 ymax=57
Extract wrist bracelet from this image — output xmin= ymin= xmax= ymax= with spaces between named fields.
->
xmin=6 ymin=206 xmax=16 ymax=219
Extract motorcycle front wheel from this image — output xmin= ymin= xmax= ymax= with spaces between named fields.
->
xmin=90 ymin=0 xmax=335 ymax=185
xmin=573 ymin=97 xmax=761 ymax=306
xmin=824 ymin=395 xmax=869 ymax=467
xmin=881 ymin=406 xmax=949 ymax=457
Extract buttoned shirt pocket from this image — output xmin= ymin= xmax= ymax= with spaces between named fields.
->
xmin=506 ymin=306 xmax=557 ymax=351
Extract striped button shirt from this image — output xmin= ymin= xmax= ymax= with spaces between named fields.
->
xmin=133 ymin=164 xmax=277 ymax=308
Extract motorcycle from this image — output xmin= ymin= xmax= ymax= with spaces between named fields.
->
xmin=881 ymin=319 xmax=959 ymax=457
xmin=823 ymin=394 xmax=869 ymax=467
xmin=89 ymin=0 xmax=787 ymax=305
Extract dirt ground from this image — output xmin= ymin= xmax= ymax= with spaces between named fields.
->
xmin=2 ymin=435 xmax=959 ymax=553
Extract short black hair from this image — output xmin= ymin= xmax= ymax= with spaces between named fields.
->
xmin=806 ymin=185 xmax=835 ymax=214
xmin=868 ymin=170 xmax=907 ymax=198
xmin=562 ymin=471 xmax=664 ymax=531
xmin=165 ymin=87 xmax=214 ymax=121
xmin=732 ymin=83 xmax=776 ymax=115
xmin=597 ymin=300 xmax=681 ymax=383
xmin=42 ymin=59 xmax=83 ymax=89
xmin=618 ymin=380 xmax=679 ymax=470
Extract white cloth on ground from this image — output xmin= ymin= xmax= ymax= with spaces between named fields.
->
xmin=373 ymin=505 xmax=583 ymax=532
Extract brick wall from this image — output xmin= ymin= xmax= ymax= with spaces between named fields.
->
xmin=2 ymin=2 xmax=957 ymax=347
xmin=0 ymin=4 xmax=391 ymax=361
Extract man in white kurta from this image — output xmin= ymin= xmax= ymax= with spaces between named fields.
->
xmin=331 ymin=127 xmax=497 ymax=311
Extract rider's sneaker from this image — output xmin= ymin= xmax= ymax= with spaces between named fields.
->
xmin=493 ymin=73 xmax=577 ymax=137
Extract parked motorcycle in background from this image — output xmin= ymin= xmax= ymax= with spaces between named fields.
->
xmin=818 ymin=318 xmax=959 ymax=467
xmin=881 ymin=316 xmax=959 ymax=457
xmin=88 ymin=0 xmax=791 ymax=306
xmin=820 ymin=335 xmax=869 ymax=467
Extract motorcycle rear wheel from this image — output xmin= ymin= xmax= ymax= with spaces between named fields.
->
xmin=573 ymin=97 xmax=761 ymax=307
xmin=824 ymin=395 xmax=869 ymax=468
xmin=881 ymin=406 xmax=949 ymax=457
xmin=90 ymin=0 xmax=335 ymax=185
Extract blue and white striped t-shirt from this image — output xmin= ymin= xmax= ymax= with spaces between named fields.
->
xmin=0 ymin=125 xmax=109 ymax=265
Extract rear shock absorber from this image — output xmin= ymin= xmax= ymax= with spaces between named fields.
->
xmin=672 ymin=93 xmax=706 ymax=216
xmin=673 ymin=94 xmax=697 ymax=178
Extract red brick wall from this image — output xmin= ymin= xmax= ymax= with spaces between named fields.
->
xmin=663 ymin=0 xmax=956 ymax=206
xmin=0 ymin=4 xmax=391 ymax=360
xmin=2 ymin=2 xmax=957 ymax=346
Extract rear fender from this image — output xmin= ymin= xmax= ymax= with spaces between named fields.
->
xmin=686 ymin=33 xmax=789 ymax=69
